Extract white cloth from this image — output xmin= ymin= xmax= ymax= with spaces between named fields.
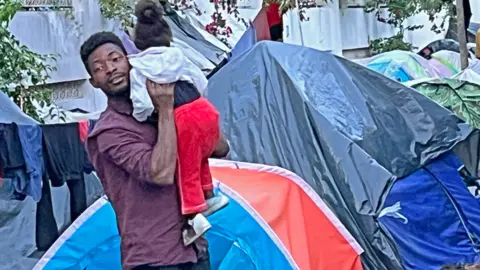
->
xmin=129 ymin=47 xmax=209 ymax=122
xmin=171 ymin=38 xmax=216 ymax=75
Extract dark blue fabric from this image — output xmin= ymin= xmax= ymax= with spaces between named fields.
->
xmin=426 ymin=153 xmax=480 ymax=250
xmin=17 ymin=125 xmax=44 ymax=202
xmin=0 ymin=123 xmax=28 ymax=200
xmin=380 ymin=152 xmax=480 ymax=270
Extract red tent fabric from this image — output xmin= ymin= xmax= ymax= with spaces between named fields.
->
xmin=211 ymin=159 xmax=364 ymax=270
xmin=252 ymin=7 xmax=271 ymax=41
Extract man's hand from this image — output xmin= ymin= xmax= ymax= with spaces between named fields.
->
xmin=147 ymin=79 xmax=175 ymax=109
xmin=212 ymin=133 xmax=230 ymax=158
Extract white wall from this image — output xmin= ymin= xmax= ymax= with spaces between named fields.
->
xmin=8 ymin=0 xmax=119 ymax=112
xmin=282 ymin=2 xmax=455 ymax=57
xmin=283 ymin=1 xmax=343 ymax=55
xmin=471 ymin=0 xmax=480 ymax=23
xmin=283 ymin=4 xmax=396 ymax=55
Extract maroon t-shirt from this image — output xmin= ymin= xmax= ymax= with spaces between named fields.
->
xmin=86 ymin=97 xmax=197 ymax=269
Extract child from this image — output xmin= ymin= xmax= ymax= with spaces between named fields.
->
xmin=130 ymin=0 xmax=229 ymax=245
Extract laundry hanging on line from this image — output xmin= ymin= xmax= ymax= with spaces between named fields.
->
xmin=0 ymin=120 xmax=96 ymax=202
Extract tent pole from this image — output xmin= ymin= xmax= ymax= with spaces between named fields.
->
xmin=455 ymin=0 xmax=469 ymax=70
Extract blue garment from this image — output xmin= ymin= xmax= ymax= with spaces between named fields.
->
xmin=0 ymin=178 xmax=16 ymax=200
xmin=0 ymin=123 xmax=28 ymax=201
xmin=17 ymin=125 xmax=44 ymax=202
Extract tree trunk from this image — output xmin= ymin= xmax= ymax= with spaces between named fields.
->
xmin=456 ymin=0 xmax=469 ymax=70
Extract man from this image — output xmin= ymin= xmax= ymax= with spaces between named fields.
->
xmin=80 ymin=31 xmax=228 ymax=270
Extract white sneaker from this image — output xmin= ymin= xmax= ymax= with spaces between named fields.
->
xmin=183 ymin=214 xmax=211 ymax=246
xmin=201 ymin=195 xmax=230 ymax=217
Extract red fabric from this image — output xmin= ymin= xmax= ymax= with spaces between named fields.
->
xmin=78 ymin=121 xmax=89 ymax=142
xmin=266 ymin=3 xmax=282 ymax=27
xmin=252 ymin=7 xmax=271 ymax=41
xmin=175 ymin=97 xmax=220 ymax=215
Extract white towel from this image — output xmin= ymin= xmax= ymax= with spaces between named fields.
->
xmin=128 ymin=46 xmax=208 ymax=122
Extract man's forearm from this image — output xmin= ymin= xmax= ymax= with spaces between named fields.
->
xmin=151 ymin=108 xmax=177 ymax=185
xmin=211 ymin=133 xmax=230 ymax=158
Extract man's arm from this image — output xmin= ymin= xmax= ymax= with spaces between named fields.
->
xmin=96 ymin=120 xmax=176 ymax=185
xmin=96 ymin=128 xmax=175 ymax=185
xmin=211 ymin=132 xmax=230 ymax=158
xmin=150 ymin=107 xmax=177 ymax=185
xmin=147 ymin=81 xmax=177 ymax=185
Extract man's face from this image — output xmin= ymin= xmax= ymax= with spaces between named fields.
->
xmin=88 ymin=43 xmax=130 ymax=96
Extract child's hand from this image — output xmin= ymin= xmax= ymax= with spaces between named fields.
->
xmin=146 ymin=80 xmax=175 ymax=109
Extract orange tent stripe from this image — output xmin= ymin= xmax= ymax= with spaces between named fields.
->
xmin=211 ymin=166 xmax=363 ymax=270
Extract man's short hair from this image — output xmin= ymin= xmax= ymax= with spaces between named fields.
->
xmin=80 ymin=31 xmax=127 ymax=75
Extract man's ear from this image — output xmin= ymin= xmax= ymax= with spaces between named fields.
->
xmin=89 ymin=77 xmax=99 ymax=88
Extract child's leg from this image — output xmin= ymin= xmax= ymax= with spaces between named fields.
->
xmin=200 ymin=147 xmax=230 ymax=217
xmin=197 ymin=106 xmax=219 ymax=198
xmin=201 ymin=157 xmax=214 ymax=199
xmin=175 ymin=106 xmax=208 ymax=215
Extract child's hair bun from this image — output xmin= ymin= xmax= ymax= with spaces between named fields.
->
xmin=135 ymin=0 xmax=163 ymax=25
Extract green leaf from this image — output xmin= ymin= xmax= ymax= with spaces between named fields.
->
xmin=412 ymin=80 xmax=480 ymax=129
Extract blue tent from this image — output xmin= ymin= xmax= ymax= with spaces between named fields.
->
xmin=367 ymin=62 xmax=411 ymax=82
xmin=33 ymin=189 xmax=292 ymax=270
xmin=379 ymin=152 xmax=480 ymax=270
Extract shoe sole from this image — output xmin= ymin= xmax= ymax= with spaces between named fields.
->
xmin=183 ymin=224 xmax=211 ymax=246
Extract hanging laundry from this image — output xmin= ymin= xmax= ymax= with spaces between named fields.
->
xmin=79 ymin=120 xmax=94 ymax=174
xmin=41 ymin=123 xmax=86 ymax=187
xmin=78 ymin=121 xmax=89 ymax=142
xmin=17 ymin=125 xmax=44 ymax=202
xmin=36 ymin=172 xmax=59 ymax=251
xmin=41 ymin=123 xmax=87 ymax=221
xmin=0 ymin=178 xmax=15 ymax=200
xmin=0 ymin=123 xmax=28 ymax=200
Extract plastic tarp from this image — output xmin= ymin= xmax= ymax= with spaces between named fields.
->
xmin=408 ymin=77 xmax=480 ymax=129
xmin=230 ymin=25 xmax=257 ymax=61
xmin=432 ymin=50 xmax=480 ymax=73
xmin=162 ymin=4 xmax=227 ymax=65
xmin=0 ymin=91 xmax=38 ymax=125
xmin=453 ymin=69 xmax=480 ymax=85
xmin=379 ymin=152 xmax=480 ymax=269
xmin=468 ymin=61 xmax=480 ymax=75
xmin=205 ymin=41 xmax=473 ymax=269
xmin=366 ymin=50 xmax=446 ymax=82
xmin=34 ymin=160 xmax=363 ymax=270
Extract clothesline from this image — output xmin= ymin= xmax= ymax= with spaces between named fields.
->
xmin=0 ymin=120 xmax=95 ymax=203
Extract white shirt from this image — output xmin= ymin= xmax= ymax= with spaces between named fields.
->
xmin=128 ymin=46 xmax=208 ymax=122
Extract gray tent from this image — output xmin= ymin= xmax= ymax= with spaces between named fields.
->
xmin=206 ymin=41 xmax=474 ymax=269
xmin=162 ymin=3 xmax=227 ymax=65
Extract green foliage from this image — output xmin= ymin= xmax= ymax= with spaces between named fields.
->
xmin=369 ymin=33 xmax=413 ymax=54
xmin=365 ymin=0 xmax=455 ymax=55
xmin=412 ymin=80 xmax=480 ymax=129
xmin=0 ymin=0 xmax=58 ymax=121
xmin=98 ymin=0 xmax=134 ymax=27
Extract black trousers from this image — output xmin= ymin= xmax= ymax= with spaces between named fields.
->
xmin=132 ymin=259 xmax=211 ymax=270
xmin=36 ymin=173 xmax=87 ymax=251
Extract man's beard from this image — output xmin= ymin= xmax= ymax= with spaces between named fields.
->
xmin=105 ymin=85 xmax=130 ymax=97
